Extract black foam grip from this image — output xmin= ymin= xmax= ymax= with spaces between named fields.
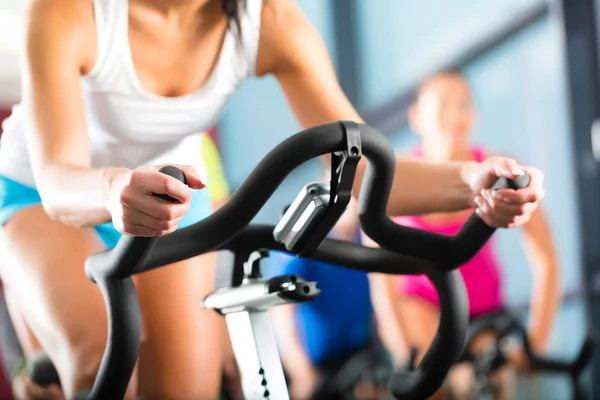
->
xmin=449 ymin=173 xmax=531 ymax=265
xmin=154 ymin=166 xmax=188 ymax=202
xmin=492 ymin=174 xmax=531 ymax=190
xmin=85 ymin=166 xmax=188 ymax=281
xmin=27 ymin=352 xmax=60 ymax=386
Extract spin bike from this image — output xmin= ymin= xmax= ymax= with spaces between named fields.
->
xmin=458 ymin=310 xmax=595 ymax=400
xmin=27 ymin=121 xmax=529 ymax=400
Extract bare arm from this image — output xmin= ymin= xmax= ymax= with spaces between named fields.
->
xmin=255 ymin=0 xmax=540 ymax=219
xmin=21 ymin=0 xmax=202 ymax=234
xmin=521 ymin=208 xmax=560 ymax=353
xmin=21 ymin=0 xmax=119 ymax=227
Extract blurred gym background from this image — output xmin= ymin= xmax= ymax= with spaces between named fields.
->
xmin=1 ymin=0 xmax=599 ymax=398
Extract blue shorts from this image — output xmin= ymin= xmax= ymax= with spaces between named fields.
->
xmin=0 ymin=175 xmax=213 ymax=249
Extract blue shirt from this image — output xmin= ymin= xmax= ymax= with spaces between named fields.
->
xmin=269 ymin=251 xmax=373 ymax=366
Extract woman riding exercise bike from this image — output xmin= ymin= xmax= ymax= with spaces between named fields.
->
xmin=368 ymin=70 xmax=559 ymax=400
xmin=0 ymin=0 xmax=544 ymax=398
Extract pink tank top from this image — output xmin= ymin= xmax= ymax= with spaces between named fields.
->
xmin=394 ymin=147 xmax=503 ymax=317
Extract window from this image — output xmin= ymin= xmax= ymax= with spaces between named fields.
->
xmin=355 ymin=0 xmax=545 ymax=108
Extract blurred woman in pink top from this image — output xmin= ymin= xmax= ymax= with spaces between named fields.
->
xmin=395 ymin=145 xmax=503 ymax=317
xmin=368 ymin=70 xmax=561 ymax=400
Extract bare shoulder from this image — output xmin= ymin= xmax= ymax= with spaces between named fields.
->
xmin=255 ymin=0 xmax=323 ymax=76
xmin=26 ymin=0 xmax=96 ymax=36
xmin=25 ymin=0 xmax=97 ymax=74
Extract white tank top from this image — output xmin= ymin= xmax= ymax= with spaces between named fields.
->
xmin=0 ymin=0 xmax=262 ymax=187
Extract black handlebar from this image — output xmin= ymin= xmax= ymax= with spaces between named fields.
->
xmin=85 ymin=123 xmax=529 ymax=278
xmin=359 ymin=170 xmax=531 ymax=271
xmin=465 ymin=310 xmax=595 ymax=377
xmin=60 ymin=121 xmax=531 ymax=400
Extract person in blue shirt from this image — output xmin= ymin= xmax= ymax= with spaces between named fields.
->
xmin=269 ymin=197 xmax=385 ymax=400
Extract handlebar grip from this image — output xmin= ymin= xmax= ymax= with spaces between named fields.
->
xmin=450 ymin=173 xmax=532 ymax=266
xmin=86 ymin=165 xmax=189 ymax=282
xmin=154 ymin=166 xmax=188 ymax=202
xmin=491 ymin=174 xmax=531 ymax=191
xmin=27 ymin=352 xmax=60 ymax=386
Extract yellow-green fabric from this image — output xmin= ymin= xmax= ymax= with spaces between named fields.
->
xmin=200 ymin=133 xmax=231 ymax=203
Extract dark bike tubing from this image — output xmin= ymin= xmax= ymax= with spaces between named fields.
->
xmin=79 ymin=121 xmax=526 ymax=400
xmin=466 ymin=311 xmax=594 ymax=376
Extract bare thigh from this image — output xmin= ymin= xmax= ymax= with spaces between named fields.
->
xmin=395 ymin=296 xmax=440 ymax=354
xmin=135 ymin=252 xmax=226 ymax=400
xmin=2 ymin=207 xmax=226 ymax=399
xmin=0 ymin=206 xmax=137 ymax=399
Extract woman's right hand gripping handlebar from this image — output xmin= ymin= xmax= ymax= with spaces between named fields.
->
xmin=106 ymin=165 xmax=205 ymax=237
